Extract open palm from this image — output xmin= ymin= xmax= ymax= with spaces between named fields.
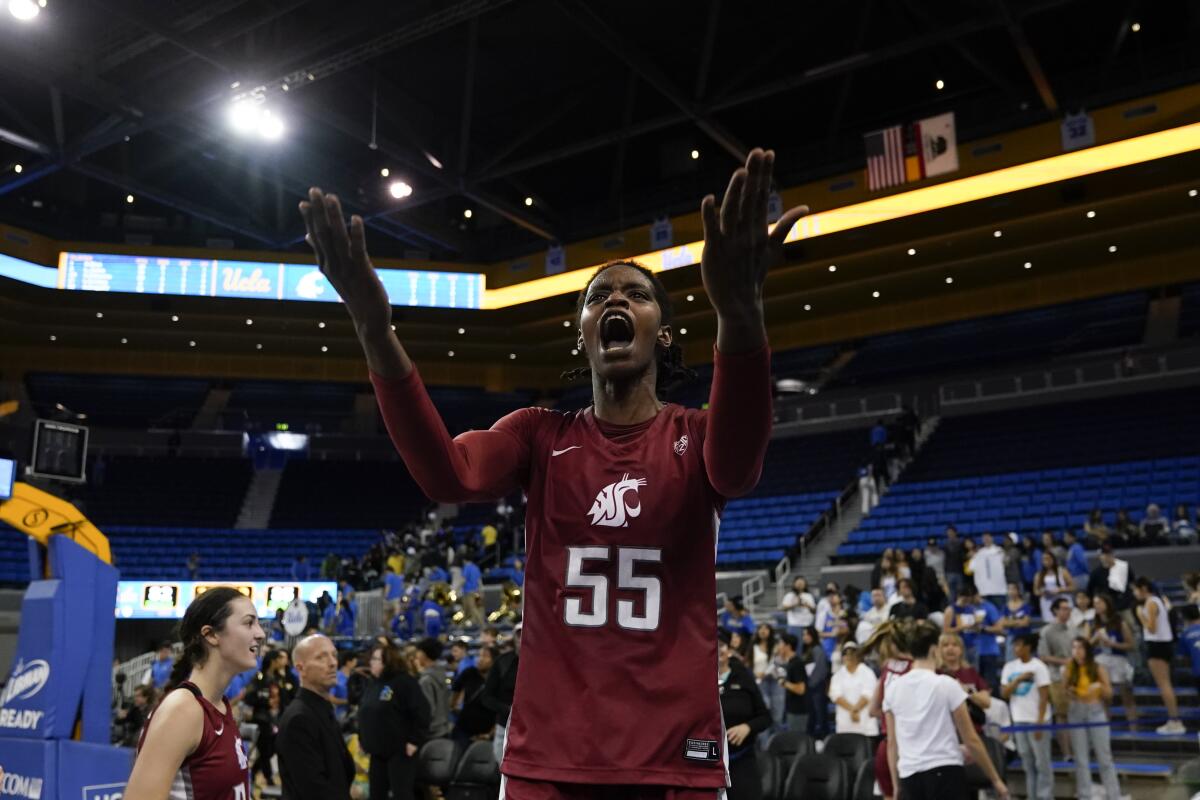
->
xmin=700 ymin=148 xmax=808 ymax=320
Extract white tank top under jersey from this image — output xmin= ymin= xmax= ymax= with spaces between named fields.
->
xmin=1143 ymin=596 xmax=1173 ymax=642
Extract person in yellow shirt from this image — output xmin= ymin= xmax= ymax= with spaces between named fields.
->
xmin=1063 ymin=638 xmax=1122 ymax=800
xmin=387 ymin=551 xmax=405 ymax=576
xmin=481 ymin=523 xmax=498 ymax=557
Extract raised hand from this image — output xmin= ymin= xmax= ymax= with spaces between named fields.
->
xmin=700 ymin=149 xmax=808 ymax=324
xmin=299 ymin=188 xmax=392 ymax=337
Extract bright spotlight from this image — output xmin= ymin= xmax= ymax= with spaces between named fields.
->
xmin=13 ymin=164 xmax=22 ymax=174
xmin=389 ymin=181 xmax=413 ymax=199
xmin=463 ymin=209 xmax=473 ymax=219
xmin=524 ymin=196 xmax=534 ymax=207
xmin=229 ymin=100 xmax=259 ymax=134
xmin=690 ymin=149 xmax=700 ymax=160
xmin=259 ymin=110 xmax=285 ymax=141
xmin=935 ymin=79 xmax=945 ymax=90
xmin=125 ymin=194 xmax=134 ymax=204
xmin=9 ymin=0 xmax=39 ymax=21
xmin=380 ymin=167 xmax=390 ymax=177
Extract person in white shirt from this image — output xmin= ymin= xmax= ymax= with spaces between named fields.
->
xmin=856 ymin=588 xmax=890 ymax=644
xmin=1001 ymin=633 xmax=1053 ymax=800
xmin=829 ymin=642 xmax=879 ymax=736
xmin=859 ymin=466 xmax=879 ymax=515
xmin=780 ymin=577 xmax=816 ymax=639
xmin=970 ymin=531 xmax=1008 ymax=608
xmin=1068 ymin=590 xmax=1095 ymax=631
xmin=884 ymin=621 xmax=1007 ymax=800
xmin=1133 ymin=577 xmax=1185 ymax=734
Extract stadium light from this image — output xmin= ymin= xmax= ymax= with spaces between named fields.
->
xmin=228 ymin=95 xmax=285 ymax=141
xmin=8 ymin=0 xmax=39 ymax=21
xmin=13 ymin=164 xmax=22 ymax=174
xmin=389 ymin=181 xmax=413 ymax=199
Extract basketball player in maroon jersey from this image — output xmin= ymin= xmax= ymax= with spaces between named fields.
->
xmin=299 ymin=148 xmax=808 ymax=799
xmin=864 ymin=619 xmax=915 ymax=800
xmin=125 ymin=587 xmax=266 ymax=800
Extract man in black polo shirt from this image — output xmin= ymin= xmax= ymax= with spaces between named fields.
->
xmin=277 ymin=634 xmax=354 ymax=800
xmin=776 ymin=632 xmax=809 ymax=733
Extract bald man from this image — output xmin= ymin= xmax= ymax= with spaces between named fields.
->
xmin=276 ymin=634 xmax=355 ymax=800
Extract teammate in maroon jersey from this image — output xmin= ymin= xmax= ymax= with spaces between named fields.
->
xmin=126 ymin=587 xmax=265 ymax=800
xmin=299 ymin=148 xmax=808 ymax=798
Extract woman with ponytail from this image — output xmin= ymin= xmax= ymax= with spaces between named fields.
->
xmin=299 ymin=148 xmax=810 ymax=793
xmin=125 ymin=587 xmax=266 ymax=800
xmin=862 ymin=619 xmax=916 ymax=800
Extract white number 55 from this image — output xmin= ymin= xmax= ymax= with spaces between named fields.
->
xmin=563 ymin=546 xmax=662 ymax=631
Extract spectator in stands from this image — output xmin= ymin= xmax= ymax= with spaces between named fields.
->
xmin=329 ymin=650 xmax=357 ymax=724
xmin=858 ymin=588 xmax=890 ymax=643
xmin=944 ymin=582 xmax=983 ymax=667
xmin=480 ymin=521 xmax=499 ymax=559
xmin=969 ymin=585 xmax=1005 ymax=690
xmin=1001 ymin=632 xmax=1053 ymax=800
xmin=1087 ymin=593 xmax=1137 ymax=731
xmin=1133 ymin=577 xmax=1186 ymax=734
xmin=884 ymin=621 xmax=1008 ymax=800
xmin=1180 ymin=605 xmax=1200 ymax=699
xmin=829 ymin=641 xmax=878 ymax=736
xmin=1033 ymin=551 xmax=1074 ymax=621
xmin=1068 ymin=591 xmax=1094 ymax=630
xmin=944 ymin=525 xmax=964 ymax=603
xmin=276 ymin=634 xmax=354 ymax=800
xmin=145 ymin=641 xmax=175 ymax=690
xmin=1062 ymin=530 xmax=1090 ymax=586
xmin=460 ymin=557 xmax=485 ymax=628
xmin=751 ymin=623 xmax=782 ymax=726
xmin=320 ymin=552 xmax=340 ymax=581
xmin=1001 ymin=582 xmax=1034 ymax=662
xmin=358 ymin=642 xmax=430 ymax=800
xmin=325 ymin=591 xmax=357 ymax=638
xmin=451 ymin=644 xmax=496 ymax=745
xmin=938 ymin=632 xmax=991 ymax=732
xmin=184 ymin=551 xmax=201 ymax=580
xmin=246 ymin=649 xmax=296 ymax=787
xmin=481 ymin=626 xmax=500 ymax=650
xmin=1170 ymin=503 xmax=1198 ymax=544
xmin=482 ymin=623 xmax=520 ymax=764
xmin=775 ymin=632 xmax=808 ymax=733
xmin=1113 ymin=509 xmax=1138 ymax=545
xmin=1018 ymin=538 xmax=1038 ymax=590
xmin=970 ymin=531 xmax=1007 ymax=609
xmin=511 ymin=557 xmax=525 ymax=587
xmin=414 ymin=638 xmax=453 ymax=739
xmin=872 ymin=552 xmax=900 ymax=598
xmin=1088 ymin=545 xmax=1137 ymax=659
xmin=924 ymin=538 xmax=946 ymax=585
xmin=720 ymin=596 xmax=756 ymax=636
xmin=448 ymin=640 xmax=475 ymax=677
xmin=383 ymin=563 xmax=405 ymax=621
xmin=715 ymin=629 xmax=772 ymax=800
xmin=817 ymin=591 xmax=848 ymax=661
xmin=1139 ymin=503 xmax=1169 ymax=545
xmin=780 ymin=576 xmax=816 ymax=640
xmin=1083 ymin=509 xmax=1112 ymax=547
xmin=728 ymin=631 xmax=753 ymax=665
xmin=291 ymin=555 xmax=313 ymax=582
xmin=1063 ymin=638 xmax=1123 ymax=800
xmin=1002 ymin=535 xmax=1023 ymax=587
xmin=802 ymin=626 xmax=832 ymax=737
xmin=888 ymin=578 xmax=928 ymax=620
xmin=1038 ymin=531 xmax=1066 ymax=568
xmin=1038 ymin=598 xmax=1078 ymax=760
xmin=114 ymin=684 xmax=154 ymax=747
xmin=870 ymin=418 xmax=888 ymax=448
xmin=859 ymin=465 xmax=879 ymax=515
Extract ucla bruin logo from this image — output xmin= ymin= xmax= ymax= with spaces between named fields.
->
xmin=587 ymin=474 xmax=647 ymax=528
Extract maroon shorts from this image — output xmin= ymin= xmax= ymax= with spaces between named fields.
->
xmin=874 ymin=738 xmax=893 ymax=798
xmin=500 ymin=776 xmax=721 ymax=800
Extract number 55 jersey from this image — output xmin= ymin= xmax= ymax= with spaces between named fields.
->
xmin=371 ymin=345 xmax=772 ymax=787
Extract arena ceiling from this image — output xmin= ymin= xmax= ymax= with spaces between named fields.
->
xmin=0 ymin=0 xmax=1199 ymax=379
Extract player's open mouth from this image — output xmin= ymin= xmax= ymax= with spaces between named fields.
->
xmin=600 ymin=311 xmax=635 ymax=353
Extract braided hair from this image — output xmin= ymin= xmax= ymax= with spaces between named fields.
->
xmin=161 ymin=586 xmax=244 ymax=700
xmin=560 ymin=260 xmax=696 ymax=400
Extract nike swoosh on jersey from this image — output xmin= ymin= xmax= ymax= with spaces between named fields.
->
xmin=551 ymin=445 xmax=582 ymax=456
xmin=214 ymin=724 xmax=224 ymax=736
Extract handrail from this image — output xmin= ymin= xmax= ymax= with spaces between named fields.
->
xmin=743 ymin=573 xmax=765 ymax=614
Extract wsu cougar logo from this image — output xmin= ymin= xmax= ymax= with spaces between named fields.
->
xmin=587 ymin=474 xmax=647 ymax=527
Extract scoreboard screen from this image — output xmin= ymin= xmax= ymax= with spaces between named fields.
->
xmin=116 ymin=580 xmax=337 ymax=619
xmin=29 ymin=419 xmax=88 ymax=483
xmin=58 ymin=251 xmax=485 ymax=310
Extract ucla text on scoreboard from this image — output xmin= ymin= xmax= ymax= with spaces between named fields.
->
xmin=56 ymin=251 xmax=485 ymax=309
xmin=116 ymin=580 xmax=338 ymax=619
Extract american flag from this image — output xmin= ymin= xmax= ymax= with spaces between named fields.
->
xmin=865 ymin=124 xmax=907 ymax=191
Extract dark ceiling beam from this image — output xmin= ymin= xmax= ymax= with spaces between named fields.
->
xmin=693 ymin=0 xmax=722 ymax=100
xmin=1090 ymin=0 xmax=1140 ymax=96
xmin=0 ymin=95 xmax=50 ymax=147
xmin=994 ymin=0 xmax=1059 ymax=113
xmin=457 ymin=18 xmax=480 ymax=176
xmin=828 ymin=0 xmax=874 ymax=142
xmin=89 ymin=0 xmax=236 ymax=74
xmin=71 ymin=162 xmax=282 ymax=246
xmin=900 ymin=0 xmax=1024 ymax=104
xmin=477 ymin=0 xmax=1082 ymax=183
xmin=0 ymin=125 xmax=51 ymax=157
xmin=90 ymin=0 xmax=253 ymax=74
xmin=610 ymin=69 xmax=638 ymax=205
xmin=471 ymin=93 xmax=587 ymax=178
xmin=556 ymin=0 xmax=748 ymax=162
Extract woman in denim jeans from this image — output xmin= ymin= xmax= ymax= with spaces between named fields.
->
xmin=1063 ymin=638 xmax=1123 ymax=800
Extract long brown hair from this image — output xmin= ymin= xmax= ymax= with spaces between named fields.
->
xmin=1066 ymin=636 xmax=1099 ymax=687
xmin=163 ymin=586 xmax=245 ymax=698
xmin=371 ymin=642 xmax=416 ymax=679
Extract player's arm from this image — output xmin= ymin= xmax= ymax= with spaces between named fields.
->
xmin=699 ymin=150 xmax=807 ymax=498
xmin=298 ymin=190 xmax=530 ymax=503
xmin=123 ymin=691 xmax=203 ymax=800
xmin=952 ymin=702 xmax=1008 ymax=797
